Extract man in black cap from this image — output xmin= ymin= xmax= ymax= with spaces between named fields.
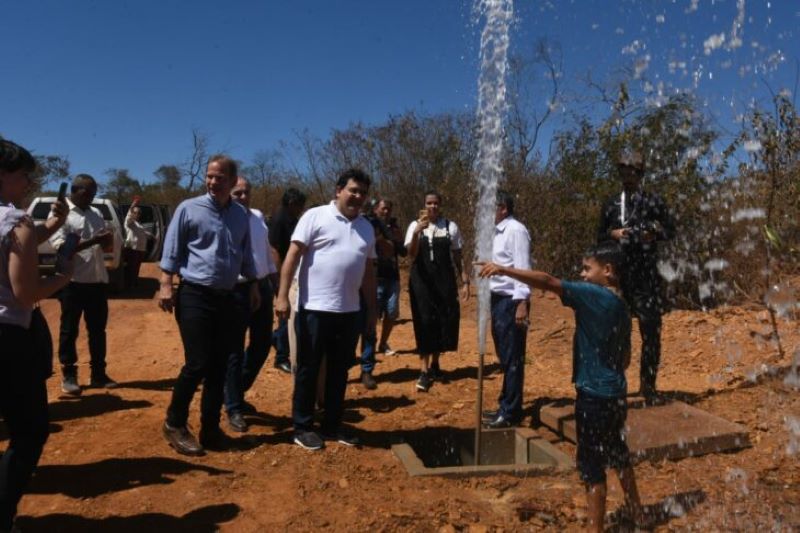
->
xmin=597 ymin=151 xmax=675 ymax=402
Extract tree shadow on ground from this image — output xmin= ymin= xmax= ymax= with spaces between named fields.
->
xmin=29 ymin=457 xmax=231 ymax=498
xmin=48 ymin=394 xmax=151 ymax=423
xmin=626 ymin=362 xmax=798 ymax=408
xmin=242 ymin=411 xmax=292 ymax=432
xmin=16 ymin=503 xmax=240 ymax=532
xmin=376 ymin=362 xmax=501 ymax=386
xmin=107 ymin=277 xmax=159 ymax=300
xmin=117 ymin=378 xmax=176 ymax=391
xmin=202 ymin=429 xmax=295 ymax=451
xmin=344 ymin=394 xmax=416 ymax=414
xmin=606 ymin=489 xmax=706 ymax=531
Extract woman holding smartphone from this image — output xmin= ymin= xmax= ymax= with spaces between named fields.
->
xmin=404 ymin=191 xmax=470 ymax=392
xmin=0 ymin=139 xmax=72 ymax=531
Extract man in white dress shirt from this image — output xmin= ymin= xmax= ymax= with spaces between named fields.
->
xmin=50 ymin=174 xmax=117 ymax=395
xmin=224 ymin=177 xmax=279 ymax=432
xmin=483 ymin=191 xmax=531 ymax=428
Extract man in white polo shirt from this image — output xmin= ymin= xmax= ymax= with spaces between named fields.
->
xmin=276 ymin=168 xmax=377 ymax=451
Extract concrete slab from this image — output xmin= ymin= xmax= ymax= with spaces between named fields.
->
xmin=392 ymin=427 xmax=573 ymax=478
xmin=538 ymin=399 xmax=751 ymax=462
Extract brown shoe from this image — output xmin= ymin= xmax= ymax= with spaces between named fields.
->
xmin=163 ymin=423 xmax=204 ymax=456
xmin=360 ymin=371 xmax=377 ymax=390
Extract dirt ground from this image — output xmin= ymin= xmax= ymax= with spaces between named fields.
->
xmin=6 ymin=262 xmax=800 ymax=531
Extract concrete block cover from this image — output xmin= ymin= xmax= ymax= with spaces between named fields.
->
xmin=538 ymin=399 xmax=751 ymax=462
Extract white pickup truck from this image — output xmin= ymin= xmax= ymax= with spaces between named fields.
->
xmin=27 ymin=197 xmax=126 ymax=291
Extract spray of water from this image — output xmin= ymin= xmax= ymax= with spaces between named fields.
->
xmin=474 ymin=0 xmax=513 ymax=353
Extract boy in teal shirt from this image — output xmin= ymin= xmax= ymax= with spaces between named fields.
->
xmin=479 ymin=241 xmax=644 ymax=532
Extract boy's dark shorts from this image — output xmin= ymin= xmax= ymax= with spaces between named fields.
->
xmin=575 ymin=389 xmax=631 ymax=485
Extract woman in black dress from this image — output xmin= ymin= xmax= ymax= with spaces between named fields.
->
xmin=404 ymin=191 xmax=470 ymax=392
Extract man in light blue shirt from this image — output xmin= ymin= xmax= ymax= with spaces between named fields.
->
xmin=159 ymin=154 xmax=259 ymax=457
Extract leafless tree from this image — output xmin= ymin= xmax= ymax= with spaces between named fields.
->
xmin=183 ymin=128 xmax=208 ymax=192
xmin=506 ymin=38 xmax=563 ymax=174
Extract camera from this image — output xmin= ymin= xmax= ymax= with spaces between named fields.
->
xmin=624 ymin=220 xmax=662 ymax=245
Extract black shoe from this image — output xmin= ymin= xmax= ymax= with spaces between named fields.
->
xmin=274 ymin=361 xmax=292 ymax=374
xmin=240 ymin=400 xmax=258 ymax=414
xmin=429 ymin=364 xmax=445 ymax=381
xmin=416 ymin=372 xmax=433 ymax=392
xmin=360 ymin=371 xmax=377 ymax=390
xmin=89 ymin=373 xmax=118 ymax=389
xmin=481 ymin=409 xmax=499 ymax=421
xmin=321 ymin=430 xmax=361 ymax=447
xmin=227 ymin=412 xmax=248 ymax=433
xmin=483 ymin=414 xmax=517 ymax=429
xmin=199 ymin=426 xmax=228 ymax=451
xmin=294 ymin=430 xmax=324 ymax=450
xmin=163 ymin=423 xmax=204 ymax=456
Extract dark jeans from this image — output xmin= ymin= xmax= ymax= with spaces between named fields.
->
xmin=0 ymin=324 xmax=50 ymax=530
xmin=166 ymin=283 xmax=245 ymax=429
xmin=58 ymin=282 xmax=108 ymax=377
xmin=293 ymin=308 xmax=359 ymax=433
xmin=225 ymin=280 xmax=273 ymax=414
xmin=357 ymin=296 xmax=376 ymax=374
xmin=490 ymin=294 xmax=527 ymax=422
xmin=271 ymin=318 xmax=290 ymax=366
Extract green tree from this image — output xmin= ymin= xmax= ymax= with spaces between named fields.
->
xmin=104 ymin=168 xmax=142 ymax=205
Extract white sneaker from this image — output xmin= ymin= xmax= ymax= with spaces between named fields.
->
xmin=380 ymin=344 xmax=397 ymax=356
xmin=61 ymin=375 xmax=81 ymax=396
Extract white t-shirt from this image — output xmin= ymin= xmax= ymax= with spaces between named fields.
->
xmin=404 ymin=218 xmax=463 ymax=250
xmin=291 ymin=202 xmax=376 ymax=313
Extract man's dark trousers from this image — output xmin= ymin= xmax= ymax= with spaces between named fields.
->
xmin=624 ymin=269 xmax=662 ymax=396
xmin=225 ymin=280 xmax=273 ymax=414
xmin=166 ymin=283 xmax=244 ymax=430
xmin=490 ymin=293 xmax=527 ymax=423
xmin=293 ymin=308 xmax=359 ymax=433
xmin=58 ymin=282 xmax=108 ymax=377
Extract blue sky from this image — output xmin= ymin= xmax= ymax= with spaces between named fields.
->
xmin=3 ymin=1 xmax=798 ymax=185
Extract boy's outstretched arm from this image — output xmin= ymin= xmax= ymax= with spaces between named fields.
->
xmin=477 ymin=262 xmax=563 ymax=297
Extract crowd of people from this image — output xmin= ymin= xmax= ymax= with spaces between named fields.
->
xmin=1 ymin=137 xmax=674 ymax=531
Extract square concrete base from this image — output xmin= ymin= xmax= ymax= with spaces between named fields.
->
xmin=539 ymin=399 xmax=751 ymax=462
xmin=392 ymin=427 xmax=573 ymax=477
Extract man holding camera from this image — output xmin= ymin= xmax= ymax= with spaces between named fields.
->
xmin=597 ymin=151 xmax=675 ymax=402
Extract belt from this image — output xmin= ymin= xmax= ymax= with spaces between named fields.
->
xmin=236 ymin=277 xmax=271 ymax=289
xmin=181 ymin=281 xmax=234 ymax=297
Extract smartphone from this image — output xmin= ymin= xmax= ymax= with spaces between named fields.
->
xmin=57 ymin=182 xmax=68 ymax=203
xmin=418 ymin=209 xmax=429 ymax=221
xmin=58 ymin=233 xmax=80 ymax=259
xmin=55 ymin=233 xmax=80 ymax=274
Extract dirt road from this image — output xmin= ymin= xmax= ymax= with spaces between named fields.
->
xmin=7 ymin=263 xmax=799 ymax=531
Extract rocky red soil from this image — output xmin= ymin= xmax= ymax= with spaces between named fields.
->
xmin=6 ymin=263 xmax=799 ymax=531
